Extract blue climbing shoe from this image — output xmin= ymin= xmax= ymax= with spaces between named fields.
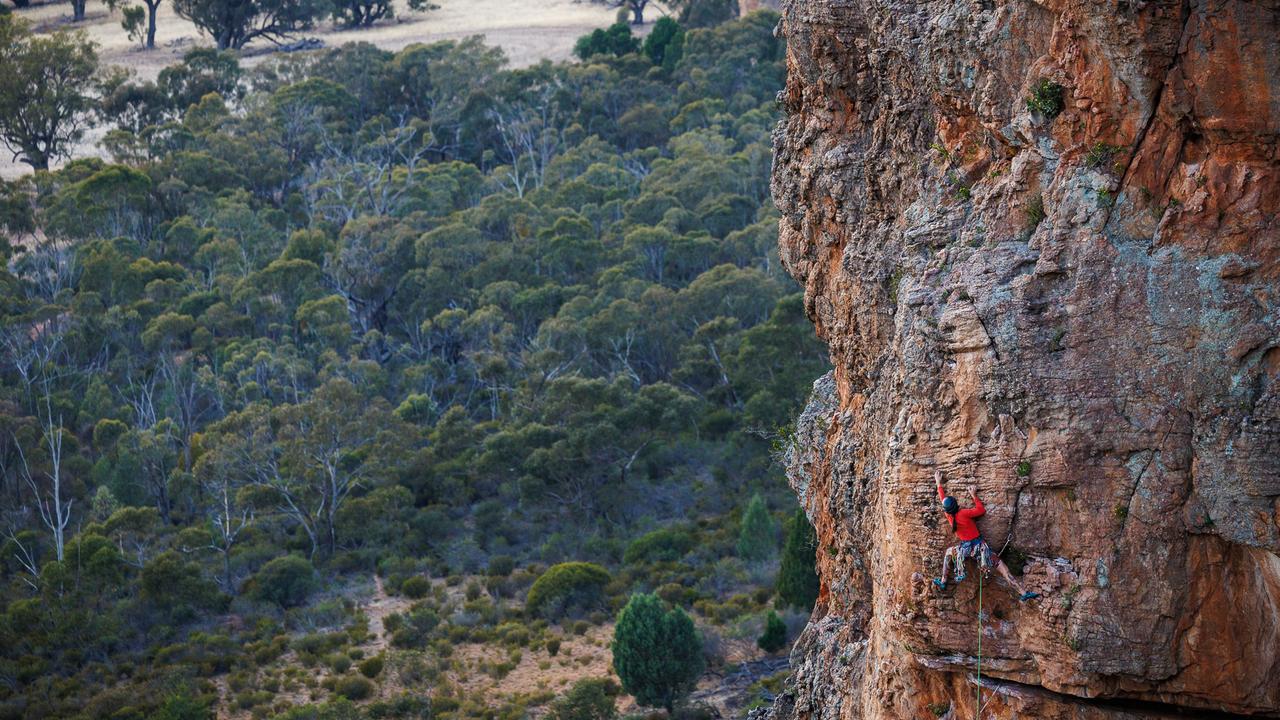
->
xmin=932 ymin=578 xmax=946 ymax=591
xmin=954 ymin=572 xmax=966 ymax=583
xmin=1019 ymin=591 xmax=1040 ymax=602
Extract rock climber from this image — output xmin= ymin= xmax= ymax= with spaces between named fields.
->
xmin=932 ymin=469 xmax=1039 ymax=602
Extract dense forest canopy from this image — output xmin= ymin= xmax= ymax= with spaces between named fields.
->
xmin=0 ymin=9 xmax=824 ymax=719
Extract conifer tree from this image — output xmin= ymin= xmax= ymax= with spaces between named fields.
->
xmin=611 ymin=594 xmax=704 ymax=712
xmin=757 ymin=609 xmax=786 ymax=652
xmin=736 ymin=493 xmax=776 ymax=562
xmin=776 ymin=509 xmax=819 ymax=610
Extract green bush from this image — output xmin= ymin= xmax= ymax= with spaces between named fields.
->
xmin=1026 ymin=79 xmax=1065 ymax=119
xmin=401 ymin=575 xmax=431 ymax=599
xmin=655 ymin=582 xmax=699 ymax=607
xmin=548 ymin=677 xmax=620 ymax=720
xmin=358 ymin=655 xmax=384 ymax=678
xmin=334 ymin=674 xmax=375 ymax=700
xmin=391 ymin=604 xmax=440 ymax=649
xmin=487 ymin=555 xmax=515 ymax=577
xmin=573 ymin=22 xmax=639 ymax=60
xmin=623 ymin=528 xmax=693 ymax=565
xmin=496 ymin=622 xmax=530 ymax=647
xmin=328 ymin=653 xmax=352 ymax=673
xmin=526 ymin=562 xmax=612 ymax=619
xmin=757 ymin=611 xmax=786 ymax=652
xmin=546 ymin=637 xmax=562 ymax=656
xmin=642 ymin=16 xmax=684 ymax=69
xmin=249 ymin=555 xmax=318 ymax=608
xmin=152 ymin=691 xmax=213 ymax=720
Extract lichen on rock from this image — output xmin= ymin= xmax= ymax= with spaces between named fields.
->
xmin=763 ymin=0 xmax=1280 ymax=718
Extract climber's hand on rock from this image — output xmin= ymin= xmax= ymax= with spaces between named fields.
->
xmin=934 ymin=469 xmax=942 ymax=486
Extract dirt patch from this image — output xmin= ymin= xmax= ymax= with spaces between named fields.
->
xmin=447 ymin=623 xmax=619 ymax=702
xmin=363 ymin=575 xmax=412 ymax=655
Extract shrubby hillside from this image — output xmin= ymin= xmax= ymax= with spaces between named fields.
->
xmin=0 ymin=10 xmax=823 ymax=720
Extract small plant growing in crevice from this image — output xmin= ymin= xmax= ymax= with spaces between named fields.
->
xmin=1096 ymin=187 xmax=1114 ymax=208
xmin=887 ymin=268 xmax=905 ymax=303
xmin=1024 ymin=193 xmax=1045 ymax=228
xmin=1026 ymin=79 xmax=1065 ymax=119
xmin=1050 ymin=327 xmax=1067 ymax=351
xmin=1085 ymin=142 xmax=1122 ymax=170
xmin=1060 ymin=583 xmax=1082 ymax=610
xmin=1015 ymin=460 xmax=1032 ymax=477
xmin=1113 ymin=504 xmax=1129 ymax=520
xmin=928 ymin=702 xmax=951 ymax=717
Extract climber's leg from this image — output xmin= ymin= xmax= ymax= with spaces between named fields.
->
xmin=935 ymin=545 xmax=960 ymax=589
xmin=951 ymin=543 xmax=967 ymax=583
xmin=995 ymin=557 xmax=1039 ymax=601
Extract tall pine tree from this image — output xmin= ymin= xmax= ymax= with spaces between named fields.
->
xmin=776 ymin=509 xmax=819 ymax=610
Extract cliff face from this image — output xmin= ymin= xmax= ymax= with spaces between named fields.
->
xmin=765 ymin=1 xmax=1280 ymax=718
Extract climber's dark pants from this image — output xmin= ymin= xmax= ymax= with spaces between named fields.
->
xmin=943 ymin=537 xmax=994 ymax=581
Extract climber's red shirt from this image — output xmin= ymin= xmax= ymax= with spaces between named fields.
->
xmin=938 ymin=485 xmax=985 ymax=541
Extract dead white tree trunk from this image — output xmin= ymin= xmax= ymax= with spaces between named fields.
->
xmin=15 ymin=393 xmax=72 ymax=562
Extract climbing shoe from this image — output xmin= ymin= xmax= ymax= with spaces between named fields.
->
xmin=954 ymin=572 xmax=966 ymax=583
xmin=1019 ymin=591 xmax=1040 ymax=602
xmin=932 ymin=578 xmax=946 ymax=590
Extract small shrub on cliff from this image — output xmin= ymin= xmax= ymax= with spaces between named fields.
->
xmin=1085 ymin=142 xmax=1122 ymax=170
xmin=1024 ymin=194 xmax=1045 ymax=228
xmin=1015 ymin=460 xmax=1032 ymax=477
xmin=776 ymin=510 xmax=819 ymax=610
xmin=1026 ymin=78 xmax=1065 ymax=119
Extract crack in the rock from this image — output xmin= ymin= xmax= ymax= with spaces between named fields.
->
xmin=1116 ymin=0 xmax=1196 ymax=197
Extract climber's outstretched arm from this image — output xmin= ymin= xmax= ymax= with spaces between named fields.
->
xmin=935 ymin=469 xmax=945 ymax=502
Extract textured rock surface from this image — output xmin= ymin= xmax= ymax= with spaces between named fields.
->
xmin=763 ymin=0 xmax=1280 ymax=718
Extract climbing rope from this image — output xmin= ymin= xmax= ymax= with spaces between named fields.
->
xmin=976 ymin=570 xmax=983 ymax=720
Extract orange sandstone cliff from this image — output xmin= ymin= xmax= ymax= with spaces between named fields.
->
xmin=761 ymin=0 xmax=1280 ymax=718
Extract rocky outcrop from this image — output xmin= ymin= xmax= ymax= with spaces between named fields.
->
xmin=764 ymin=0 xmax=1280 ymax=718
